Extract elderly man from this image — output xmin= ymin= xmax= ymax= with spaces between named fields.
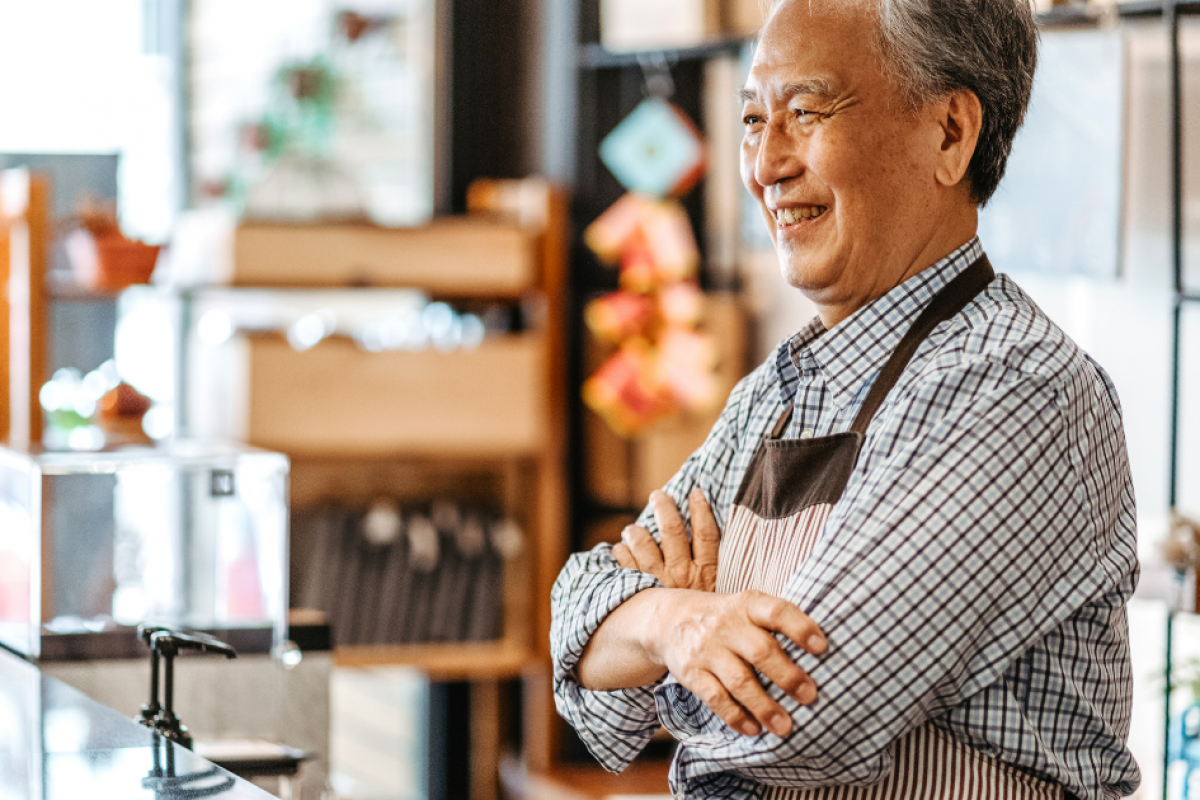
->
xmin=550 ymin=0 xmax=1140 ymax=797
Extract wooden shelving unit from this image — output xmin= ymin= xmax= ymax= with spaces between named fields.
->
xmin=332 ymin=639 xmax=530 ymax=679
xmin=187 ymin=182 xmax=566 ymax=648
xmin=178 ymin=179 xmax=570 ymax=799
xmin=0 ymin=169 xmax=48 ymax=445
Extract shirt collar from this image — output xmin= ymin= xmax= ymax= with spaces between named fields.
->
xmin=775 ymin=236 xmax=984 ymax=408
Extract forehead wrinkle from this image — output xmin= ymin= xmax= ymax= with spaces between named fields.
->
xmin=736 ymin=87 xmax=759 ymax=104
xmin=783 ymin=79 xmax=836 ymax=103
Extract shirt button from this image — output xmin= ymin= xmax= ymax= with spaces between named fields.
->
xmin=799 ymin=428 xmax=815 ymax=439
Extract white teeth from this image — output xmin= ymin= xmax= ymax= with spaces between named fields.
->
xmin=776 ymin=206 xmax=825 ymax=227
xmin=777 ymin=205 xmax=825 ymax=226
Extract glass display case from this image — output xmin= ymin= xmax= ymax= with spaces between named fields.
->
xmin=0 ymin=440 xmax=288 ymax=659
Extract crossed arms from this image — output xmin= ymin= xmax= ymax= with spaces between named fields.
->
xmin=578 ymin=488 xmax=827 ymax=739
xmin=551 ymin=359 xmax=1135 ymax=791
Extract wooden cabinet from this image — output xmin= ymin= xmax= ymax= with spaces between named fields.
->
xmin=233 ymin=220 xmax=540 ymax=295
xmin=245 ymin=334 xmax=549 ymax=458
xmin=187 ymin=178 xmax=568 ymax=688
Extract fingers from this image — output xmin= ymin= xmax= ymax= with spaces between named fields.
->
xmin=651 ymin=490 xmax=692 ymax=572
xmin=686 ymin=668 xmax=763 ymax=737
xmin=688 ymin=489 xmax=720 ymax=590
xmin=733 ymin=625 xmax=817 ymax=708
xmin=689 ymin=652 xmax=793 ymax=737
xmin=613 ymin=541 xmax=637 ymax=570
xmin=623 ymin=524 xmax=664 ymax=578
xmin=712 ymin=650 xmax=796 ymax=737
xmin=744 ymin=591 xmax=827 ymax=656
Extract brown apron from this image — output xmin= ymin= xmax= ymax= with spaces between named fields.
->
xmin=716 ymin=257 xmax=1063 ymax=799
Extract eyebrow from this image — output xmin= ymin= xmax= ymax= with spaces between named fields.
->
xmin=737 ymin=79 xmax=836 ymax=105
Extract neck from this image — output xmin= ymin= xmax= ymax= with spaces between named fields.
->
xmin=815 ymin=204 xmax=978 ymax=329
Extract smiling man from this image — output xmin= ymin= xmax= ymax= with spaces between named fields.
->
xmin=550 ymin=0 xmax=1140 ymax=798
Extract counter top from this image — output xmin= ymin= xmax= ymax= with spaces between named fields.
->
xmin=0 ymin=647 xmax=274 ymax=798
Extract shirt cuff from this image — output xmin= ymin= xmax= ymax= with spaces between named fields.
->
xmin=655 ymin=678 xmax=736 ymax=742
xmin=554 ymin=682 xmax=664 ymax=772
xmin=550 ymin=546 xmax=667 ymax=771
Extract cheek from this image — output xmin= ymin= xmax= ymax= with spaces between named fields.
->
xmin=810 ymin=129 xmax=915 ymax=213
xmin=859 ymin=124 xmax=933 ymax=196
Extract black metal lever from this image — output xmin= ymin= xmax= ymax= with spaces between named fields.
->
xmin=137 ymin=626 xmax=238 ymax=750
xmin=136 ymin=624 xmax=171 ymax=729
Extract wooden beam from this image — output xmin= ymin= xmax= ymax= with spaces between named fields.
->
xmin=0 ymin=168 xmax=48 ymax=445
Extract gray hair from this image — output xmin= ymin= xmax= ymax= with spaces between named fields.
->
xmin=767 ymin=0 xmax=1039 ymax=206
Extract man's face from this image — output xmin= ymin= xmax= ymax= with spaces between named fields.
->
xmin=740 ymin=0 xmax=958 ymax=324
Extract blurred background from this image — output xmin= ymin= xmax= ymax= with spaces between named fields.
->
xmin=0 ymin=0 xmax=1199 ymax=798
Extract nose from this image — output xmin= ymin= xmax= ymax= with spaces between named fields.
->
xmin=753 ymin=118 xmax=804 ymax=190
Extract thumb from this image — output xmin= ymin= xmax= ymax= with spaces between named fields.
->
xmin=689 ymin=489 xmax=720 ymax=571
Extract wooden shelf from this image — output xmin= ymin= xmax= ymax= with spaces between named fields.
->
xmin=243 ymin=334 xmax=549 ymax=457
xmin=232 ymin=219 xmax=540 ymax=297
xmin=332 ymin=639 xmax=532 ymax=680
xmin=573 ymin=0 xmax=1200 ymax=68
xmin=520 ymin=759 xmax=672 ymax=800
xmin=1116 ymin=0 xmax=1200 ymax=16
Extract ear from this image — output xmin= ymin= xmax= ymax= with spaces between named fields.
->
xmin=933 ymin=89 xmax=982 ymax=189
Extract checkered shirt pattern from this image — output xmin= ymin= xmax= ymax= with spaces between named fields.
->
xmin=549 ymin=238 xmax=1141 ymax=800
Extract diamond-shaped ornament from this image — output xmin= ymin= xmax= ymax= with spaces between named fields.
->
xmin=599 ymin=97 xmax=706 ymax=197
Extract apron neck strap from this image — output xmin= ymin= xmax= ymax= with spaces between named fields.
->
xmin=849 ymin=255 xmax=995 ymax=436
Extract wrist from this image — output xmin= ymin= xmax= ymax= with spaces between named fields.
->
xmin=577 ymin=586 xmax=671 ymax=691
xmin=635 ymin=588 xmax=674 ymax=668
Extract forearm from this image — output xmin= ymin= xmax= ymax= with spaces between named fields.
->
xmin=550 ymin=549 xmax=668 ymax=772
xmin=576 ymin=588 xmax=669 ymax=690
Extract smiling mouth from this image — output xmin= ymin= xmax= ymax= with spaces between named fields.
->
xmin=775 ymin=206 xmax=827 ymax=227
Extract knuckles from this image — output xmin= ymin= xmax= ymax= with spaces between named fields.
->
xmin=627 ymin=527 xmax=653 ymax=546
xmin=724 ymin=670 xmax=756 ymax=694
xmin=774 ymin=669 xmax=806 ymax=695
xmin=697 ymin=685 xmax=721 ymax=706
xmin=743 ymin=638 xmax=774 ymax=666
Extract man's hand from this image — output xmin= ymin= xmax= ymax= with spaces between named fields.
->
xmin=613 ymin=489 xmax=719 ymax=592
xmin=648 ymin=588 xmax=826 ymax=738
xmin=581 ymin=488 xmax=826 ymax=738
xmin=578 ymin=586 xmax=826 ymax=737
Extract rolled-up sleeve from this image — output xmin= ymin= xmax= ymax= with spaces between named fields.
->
xmin=550 ymin=546 xmax=665 ymax=770
xmin=550 ymin=369 xmax=762 ymax=771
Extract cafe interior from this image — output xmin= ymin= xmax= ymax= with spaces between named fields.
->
xmin=1 ymin=0 xmax=1200 ymax=798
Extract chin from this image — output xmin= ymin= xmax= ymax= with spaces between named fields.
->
xmin=775 ymin=246 xmax=825 ymax=292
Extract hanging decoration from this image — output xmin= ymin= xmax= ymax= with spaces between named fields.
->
xmin=598 ymin=97 xmax=707 ymax=198
xmin=582 ymin=71 xmax=720 ymax=436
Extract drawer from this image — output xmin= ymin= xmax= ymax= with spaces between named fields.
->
xmin=233 ymin=220 xmax=539 ymax=295
xmin=244 ymin=335 xmax=548 ymax=457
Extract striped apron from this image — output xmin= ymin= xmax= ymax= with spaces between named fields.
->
xmin=716 ymin=257 xmax=1063 ymax=800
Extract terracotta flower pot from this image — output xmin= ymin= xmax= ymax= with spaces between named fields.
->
xmin=91 ymin=236 xmax=160 ymax=290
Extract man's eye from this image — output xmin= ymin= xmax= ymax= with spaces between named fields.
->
xmin=793 ymin=108 xmax=822 ymax=124
xmin=742 ymin=113 xmax=763 ymax=127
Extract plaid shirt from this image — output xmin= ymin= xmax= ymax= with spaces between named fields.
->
xmin=550 ymin=238 xmax=1140 ymax=800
